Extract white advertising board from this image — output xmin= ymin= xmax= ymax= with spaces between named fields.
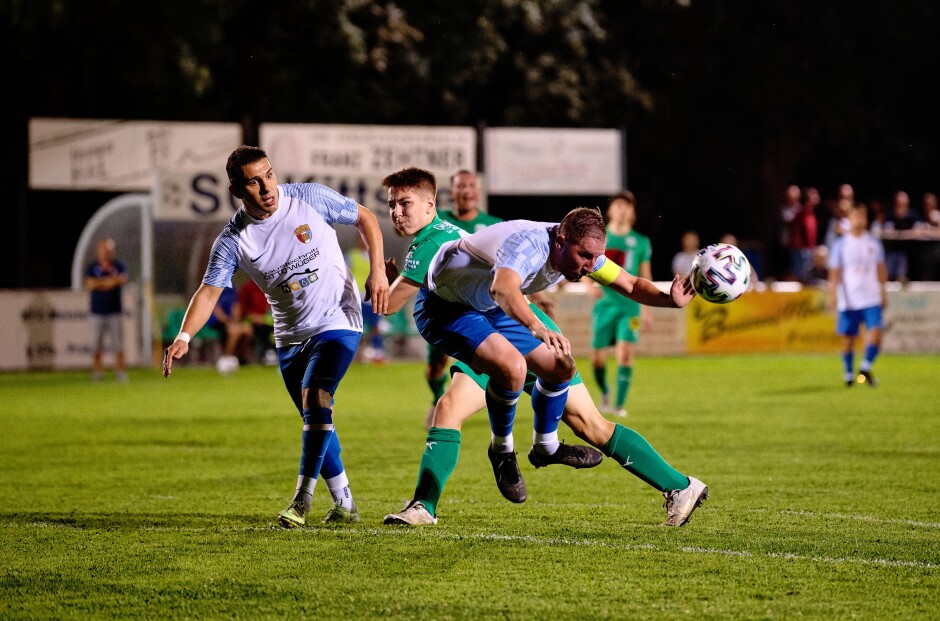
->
xmin=0 ymin=287 xmax=141 ymax=370
xmin=29 ymin=118 xmax=241 ymax=191
xmin=484 ymin=127 xmax=623 ymax=195
xmin=260 ymin=124 xmax=477 ymax=181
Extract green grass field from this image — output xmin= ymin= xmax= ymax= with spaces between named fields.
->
xmin=2 ymin=354 xmax=939 ymax=619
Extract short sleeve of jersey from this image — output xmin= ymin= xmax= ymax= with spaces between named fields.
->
xmin=203 ymin=225 xmax=240 ymax=289
xmin=280 ymin=183 xmax=359 ymax=226
xmin=494 ymin=228 xmax=550 ymax=277
xmin=827 ymin=238 xmax=845 ymax=269
xmin=401 ymin=238 xmax=442 ymax=283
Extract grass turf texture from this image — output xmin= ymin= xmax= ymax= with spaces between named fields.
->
xmin=2 ymin=354 xmax=938 ymax=619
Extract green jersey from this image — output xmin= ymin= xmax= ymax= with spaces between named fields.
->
xmin=597 ymin=228 xmax=652 ymax=314
xmin=439 ymin=209 xmax=502 ymax=234
xmin=401 ymin=216 xmax=467 ymax=284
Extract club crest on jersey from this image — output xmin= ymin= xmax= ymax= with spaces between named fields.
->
xmin=294 ymin=224 xmax=312 ymax=244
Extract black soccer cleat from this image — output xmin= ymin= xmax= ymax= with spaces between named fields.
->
xmin=858 ymin=370 xmax=878 ymax=387
xmin=487 ymin=446 xmax=527 ymax=503
xmin=527 ymin=442 xmax=604 ymax=469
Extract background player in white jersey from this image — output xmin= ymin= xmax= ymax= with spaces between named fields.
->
xmin=414 ymin=207 xmax=699 ymax=503
xmin=827 ymin=204 xmax=887 ymax=387
xmin=163 ymin=145 xmax=389 ymax=527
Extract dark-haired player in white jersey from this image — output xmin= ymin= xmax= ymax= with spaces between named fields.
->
xmin=163 ymin=145 xmax=389 ymax=528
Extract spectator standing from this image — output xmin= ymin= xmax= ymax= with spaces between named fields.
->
xmin=84 ymin=238 xmax=129 ymax=382
xmin=882 ymin=190 xmax=923 ymax=282
xmin=791 ymin=187 xmax=820 ymax=282
xmin=779 ymin=184 xmax=803 ymax=280
xmin=671 ymin=230 xmax=700 ymax=277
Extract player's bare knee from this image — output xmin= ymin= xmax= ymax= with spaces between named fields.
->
xmin=301 ymin=387 xmax=334 ymax=410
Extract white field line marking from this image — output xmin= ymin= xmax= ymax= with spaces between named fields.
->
xmin=22 ymin=521 xmax=938 ymax=570
xmin=746 ymin=508 xmax=940 ymax=529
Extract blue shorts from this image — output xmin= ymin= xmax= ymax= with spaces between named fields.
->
xmin=413 ymin=289 xmax=543 ymax=366
xmin=277 ymin=329 xmax=361 ymax=416
xmin=837 ymin=306 xmax=883 ymax=337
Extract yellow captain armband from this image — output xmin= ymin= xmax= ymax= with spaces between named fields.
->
xmin=587 ymin=255 xmax=620 ymax=286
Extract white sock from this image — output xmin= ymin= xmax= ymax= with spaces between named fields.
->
xmin=325 ymin=471 xmax=354 ymax=509
xmin=490 ymin=433 xmax=514 ymax=453
xmin=533 ymin=430 xmax=560 ymax=455
xmin=294 ymin=475 xmax=316 ymax=510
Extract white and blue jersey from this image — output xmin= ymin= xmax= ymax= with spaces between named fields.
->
xmin=426 ymin=220 xmax=567 ymax=311
xmin=828 ymin=231 xmax=885 ymax=311
xmin=202 ymin=183 xmax=363 ymax=347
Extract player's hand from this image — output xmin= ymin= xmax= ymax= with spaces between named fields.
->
xmin=670 ymin=274 xmax=697 ymax=308
xmin=364 ymin=269 xmax=390 ymax=315
xmin=534 ymin=326 xmax=571 ymax=358
xmin=162 ymin=340 xmax=190 ymax=378
xmin=384 ymin=258 xmax=400 ymax=282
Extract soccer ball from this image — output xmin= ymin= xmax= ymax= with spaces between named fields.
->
xmin=691 ymin=243 xmax=751 ymax=304
xmin=216 ymin=354 xmax=240 ymax=375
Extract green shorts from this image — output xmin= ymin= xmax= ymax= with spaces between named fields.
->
xmin=450 ymin=302 xmax=583 ymax=392
xmin=591 ymin=303 xmax=640 ymax=348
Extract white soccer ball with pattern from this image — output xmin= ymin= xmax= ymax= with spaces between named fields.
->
xmin=690 ymin=243 xmax=751 ymax=304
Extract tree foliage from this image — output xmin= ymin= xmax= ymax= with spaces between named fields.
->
xmin=5 ymin=0 xmax=940 ymax=284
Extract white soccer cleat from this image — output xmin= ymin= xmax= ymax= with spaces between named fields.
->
xmin=383 ymin=500 xmax=438 ymax=526
xmin=662 ymin=476 xmax=709 ymax=527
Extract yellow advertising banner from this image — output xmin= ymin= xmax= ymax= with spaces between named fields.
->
xmin=687 ymin=289 xmax=842 ymax=353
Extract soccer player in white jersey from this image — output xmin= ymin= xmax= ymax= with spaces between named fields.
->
xmin=163 ymin=145 xmax=389 ymax=528
xmin=379 ymin=168 xmax=710 ymax=527
xmin=413 ymin=207 xmax=700 ymax=504
xmin=827 ymin=204 xmax=888 ymax=387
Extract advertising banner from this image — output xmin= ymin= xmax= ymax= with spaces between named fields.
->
xmin=29 ymin=118 xmax=241 ymax=191
xmin=484 ymin=127 xmax=623 ymax=195
xmin=0 ymin=287 xmax=141 ymax=370
xmin=259 ymin=124 xmax=477 ymax=182
xmin=686 ymin=290 xmax=842 ymax=353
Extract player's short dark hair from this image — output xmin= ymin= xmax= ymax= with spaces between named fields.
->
xmin=226 ymin=145 xmax=268 ymax=184
xmin=559 ymin=207 xmax=606 ymax=243
xmin=382 ymin=167 xmax=437 ymax=196
xmin=609 ymin=190 xmax=636 ymax=206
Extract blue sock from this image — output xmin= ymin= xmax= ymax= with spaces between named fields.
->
xmin=532 ymin=379 xmax=569 ymax=434
xmin=861 ymin=344 xmax=879 ymax=371
xmin=320 ymin=431 xmax=344 ymax=479
xmin=841 ymin=352 xmax=854 ymax=377
xmin=300 ymin=406 xmax=334 ymax=479
xmin=485 ymin=381 xmax=521 ymax=438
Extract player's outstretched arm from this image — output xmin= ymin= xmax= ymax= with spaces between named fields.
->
xmin=163 ymin=284 xmax=224 ymax=378
xmin=590 ymin=260 xmax=695 ymax=309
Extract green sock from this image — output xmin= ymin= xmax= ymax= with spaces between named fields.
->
xmin=414 ymin=427 xmax=461 ymax=516
xmin=428 ymin=373 xmax=448 ymax=404
xmin=592 ymin=365 xmax=608 ymax=396
xmin=601 ymin=423 xmax=688 ymax=492
xmin=615 ymin=365 xmax=633 ymax=408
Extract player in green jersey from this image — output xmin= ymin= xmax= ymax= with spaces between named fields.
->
xmin=380 ymin=167 xmax=708 ymax=528
xmin=590 ymin=191 xmax=653 ymax=417
xmin=419 ymin=170 xmax=503 ymax=428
